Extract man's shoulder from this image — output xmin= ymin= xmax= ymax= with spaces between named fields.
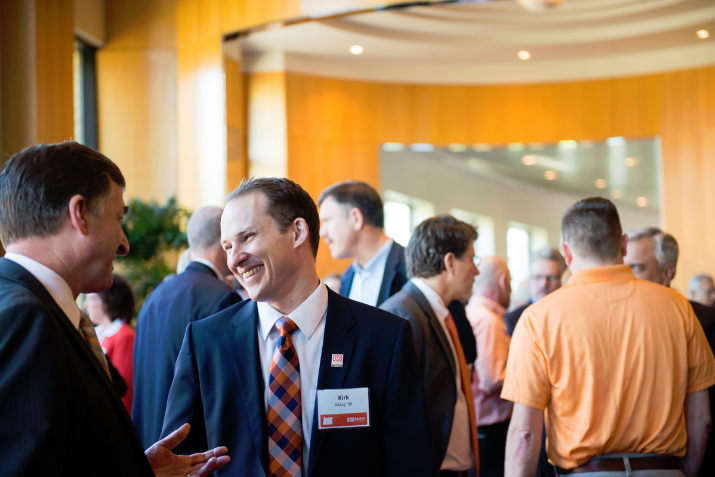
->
xmin=379 ymin=283 xmax=421 ymax=314
xmin=330 ymin=291 xmax=406 ymax=331
xmin=191 ymin=298 xmax=253 ymax=331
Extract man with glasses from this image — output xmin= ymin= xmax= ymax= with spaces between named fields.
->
xmin=504 ymin=248 xmax=566 ymax=336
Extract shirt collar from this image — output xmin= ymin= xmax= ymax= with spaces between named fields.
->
xmin=410 ymin=277 xmax=449 ymax=321
xmin=191 ymin=258 xmax=221 ymax=279
xmin=352 ymin=239 xmax=393 ymax=275
xmin=4 ymin=252 xmax=81 ymax=329
xmin=566 ymin=264 xmax=634 ymax=286
xmin=257 ymin=280 xmax=328 ymax=341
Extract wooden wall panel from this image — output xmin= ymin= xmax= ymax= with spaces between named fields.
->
xmin=283 ymin=69 xmax=714 ymax=282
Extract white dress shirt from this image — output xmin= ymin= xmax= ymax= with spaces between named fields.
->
xmin=4 ymin=252 xmax=81 ymax=330
xmin=347 ymin=239 xmax=393 ymax=306
xmin=257 ymin=280 xmax=328 ymax=468
xmin=411 ymin=278 xmax=474 ymax=471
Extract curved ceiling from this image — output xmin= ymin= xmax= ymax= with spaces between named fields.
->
xmin=237 ymin=0 xmax=715 ymax=84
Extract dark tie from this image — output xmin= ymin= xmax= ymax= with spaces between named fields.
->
xmin=267 ymin=317 xmax=303 ymax=477
xmin=78 ymin=311 xmax=111 ymax=377
xmin=445 ymin=312 xmax=480 ymax=476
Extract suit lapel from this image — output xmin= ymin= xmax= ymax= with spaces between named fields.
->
xmin=0 ymin=259 xmax=140 ymax=439
xmin=377 ymin=242 xmax=400 ymax=305
xmin=227 ymin=300 xmax=269 ymax=472
xmin=404 ymin=282 xmax=457 ymax=375
xmin=307 ymin=290 xmax=357 ymax=476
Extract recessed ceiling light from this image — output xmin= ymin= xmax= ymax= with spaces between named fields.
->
xmin=382 ymin=143 xmax=404 ymax=152
xmin=558 ymin=140 xmax=578 ymax=150
xmin=607 ymin=136 xmax=626 ymax=146
xmin=594 ymin=178 xmax=607 ymax=189
xmin=636 ymin=196 xmax=648 ymax=207
xmin=473 ymin=144 xmax=492 ymax=152
xmin=517 ymin=50 xmax=531 ymax=61
xmin=522 ymin=155 xmax=535 ymax=166
xmin=448 ymin=144 xmax=468 ymax=153
xmin=696 ymin=29 xmax=710 ymax=40
xmin=410 ymin=143 xmax=434 ymax=152
xmin=611 ymin=189 xmax=622 ymax=199
xmin=625 ymin=156 xmax=638 ymax=167
xmin=544 ymin=170 xmax=558 ymax=181
xmin=349 ymin=45 xmax=365 ymax=55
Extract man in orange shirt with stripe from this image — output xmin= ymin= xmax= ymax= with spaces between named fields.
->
xmin=502 ymin=197 xmax=715 ymax=477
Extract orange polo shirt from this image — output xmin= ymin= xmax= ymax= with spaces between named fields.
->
xmin=501 ymin=265 xmax=715 ymax=470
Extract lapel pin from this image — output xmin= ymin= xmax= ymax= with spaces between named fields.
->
xmin=331 ymin=353 xmax=344 ymax=367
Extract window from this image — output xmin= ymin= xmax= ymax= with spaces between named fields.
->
xmin=383 ymin=190 xmax=435 ymax=246
xmin=73 ymin=39 xmax=98 ymax=149
xmin=449 ymin=208 xmax=495 ymax=257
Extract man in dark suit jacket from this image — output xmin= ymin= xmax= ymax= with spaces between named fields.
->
xmin=381 ymin=215 xmax=480 ymax=477
xmin=133 ymin=206 xmax=242 ymax=449
xmin=0 ymin=142 xmax=228 ymax=476
xmin=625 ymin=227 xmax=715 ymax=477
xmin=162 ymin=178 xmax=433 ymax=476
xmin=318 ymin=181 xmax=476 ymax=363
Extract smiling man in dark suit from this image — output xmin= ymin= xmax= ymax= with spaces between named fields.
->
xmin=133 ymin=206 xmax=242 ymax=449
xmin=162 ymin=177 xmax=433 ymax=477
xmin=0 ymin=142 xmax=228 ymax=477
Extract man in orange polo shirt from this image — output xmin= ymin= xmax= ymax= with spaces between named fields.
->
xmin=502 ymin=197 xmax=715 ymax=477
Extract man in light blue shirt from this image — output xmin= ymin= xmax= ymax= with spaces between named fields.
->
xmin=318 ymin=181 xmax=406 ymax=306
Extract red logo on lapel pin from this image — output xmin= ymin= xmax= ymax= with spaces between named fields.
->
xmin=331 ymin=354 xmax=344 ymax=367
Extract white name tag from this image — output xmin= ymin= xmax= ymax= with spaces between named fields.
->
xmin=317 ymin=387 xmax=370 ymax=429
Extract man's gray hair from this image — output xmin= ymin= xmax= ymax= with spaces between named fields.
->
xmin=689 ymin=274 xmax=714 ymax=293
xmin=187 ymin=206 xmax=223 ymax=251
xmin=627 ymin=227 xmax=679 ymax=268
xmin=530 ymin=247 xmax=566 ymax=272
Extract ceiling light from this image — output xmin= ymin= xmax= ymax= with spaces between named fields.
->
xmin=611 ymin=189 xmax=622 ymax=199
xmin=382 ymin=143 xmax=404 ymax=152
xmin=410 ymin=143 xmax=434 ymax=152
xmin=607 ymin=136 xmax=625 ymax=146
xmin=349 ymin=45 xmax=364 ymax=55
xmin=594 ymin=178 xmax=607 ymax=189
xmin=517 ymin=0 xmax=565 ymax=12
xmin=544 ymin=170 xmax=558 ymax=181
xmin=558 ymin=140 xmax=578 ymax=150
xmin=696 ymin=29 xmax=710 ymax=40
xmin=517 ymin=50 xmax=531 ymax=61
xmin=625 ymin=156 xmax=638 ymax=167
xmin=448 ymin=144 xmax=468 ymax=153
xmin=522 ymin=155 xmax=535 ymax=166
xmin=636 ymin=196 xmax=648 ymax=207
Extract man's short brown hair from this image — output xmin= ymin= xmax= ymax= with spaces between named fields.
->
xmin=562 ymin=197 xmax=622 ymax=261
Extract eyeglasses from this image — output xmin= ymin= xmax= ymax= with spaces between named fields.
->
xmin=531 ymin=274 xmax=561 ymax=283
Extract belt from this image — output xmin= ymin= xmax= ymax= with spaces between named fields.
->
xmin=556 ymin=455 xmax=681 ymax=474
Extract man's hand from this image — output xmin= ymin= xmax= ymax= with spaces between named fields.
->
xmin=145 ymin=423 xmax=230 ymax=477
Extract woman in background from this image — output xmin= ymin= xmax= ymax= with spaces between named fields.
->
xmin=84 ymin=273 xmax=136 ymax=413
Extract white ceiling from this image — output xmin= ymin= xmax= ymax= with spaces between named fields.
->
xmin=237 ymin=0 xmax=715 ymax=84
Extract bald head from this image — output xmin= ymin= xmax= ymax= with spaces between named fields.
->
xmin=472 ymin=256 xmax=511 ymax=309
xmin=688 ymin=274 xmax=715 ymax=307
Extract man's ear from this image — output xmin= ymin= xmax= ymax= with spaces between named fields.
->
xmin=67 ymin=194 xmax=91 ymax=235
xmin=662 ymin=263 xmax=676 ymax=287
xmin=443 ymin=252 xmax=456 ymax=275
xmin=620 ymin=233 xmax=628 ymax=258
xmin=561 ymin=242 xmax=573 ymax=267
xmin=292 ymin=217 xmax=310 ymax=249
xmin=348 ymin=207 xmax=364 ymax=231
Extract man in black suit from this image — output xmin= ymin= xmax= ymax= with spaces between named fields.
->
xmin=133 ymin=206 xmax=242 ymax=448
xmin=318 ymin=181 xmax=476 ymax=363
xmin=381 ymin=214 xmax=480 ymax=477
xmin=0 ymin=142 xmax=228 ymax=476
xmin=162 ymin=177 xmax=433 ymax=476
xmin=625 ymin=226 xmax=715 ymax=477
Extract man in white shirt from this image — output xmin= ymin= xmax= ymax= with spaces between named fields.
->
xmin=318 ymin=181 xmax=406 ymax=306
xmin=162 ymin=177 xmax=433 ymax=476
xmin=0 ymin=141 xmax=228 ymax=476
xmin=381 ymin=214 xmax=480 ymax=477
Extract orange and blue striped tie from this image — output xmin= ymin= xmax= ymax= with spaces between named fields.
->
xmin=267 ymin=317 xmax=303 ymax=477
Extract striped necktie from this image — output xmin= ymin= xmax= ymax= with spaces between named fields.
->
xmin=78 ymin=311 xmax=111 ymax=377
xmin=445 ymin=312 xmax=480 ymax=476
xmin=267 ymin=317 xmax=303 ymax=477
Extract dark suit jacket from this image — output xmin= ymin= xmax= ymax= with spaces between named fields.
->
xmin=162 ymin=288 xmax=434 ymax=477
xmin=0 ymin=259 xmax=153 ymax=476
xmin=132 ymin=261 xmax=242 ymax=448
xmin=691 ymin=300 xmax=715 ymax=477
xmin=339 ymin=241 xmax=407 ymax=306
xmin=504 ymin=301 xmax=532 ymax=337
xmin=380 ymin=281 xmax=458 ymax=471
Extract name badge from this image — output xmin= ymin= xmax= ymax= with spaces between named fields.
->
xmin=317 ymin=387 xmax=370 ymax=429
